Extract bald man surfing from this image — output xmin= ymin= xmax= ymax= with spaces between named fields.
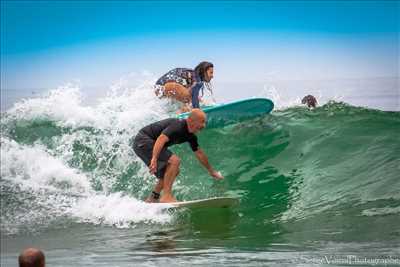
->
xmin=133 ymin=109 xmax=223 ymax=203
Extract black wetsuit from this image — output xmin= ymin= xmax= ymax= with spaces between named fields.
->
xmin=133 ymin=118 xmax=199 ymax=179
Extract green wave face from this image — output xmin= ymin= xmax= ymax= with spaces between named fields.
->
xmin=1 ymin=102 xmax=400 ymax=249
xmin=175 ymin=102 xmax=400 ymax=247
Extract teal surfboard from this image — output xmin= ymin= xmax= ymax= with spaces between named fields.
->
xmin=177 ymin=98 xmax=274 ymax=128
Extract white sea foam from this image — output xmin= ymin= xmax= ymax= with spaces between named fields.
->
xmin=0 ymin=138 xmax=91 ymax=194
xmin=257 ymin=77 xmax=398 ymax=111
xmin=362 ymin=206 xmax=400 ymax=217
xmin=6 ymin=84 xmax=99 ymax=128
xmin=258 ymin=83 xmax=345 ymax=111
xmin=70 ymin=192 xmax=173 ymax=227
xmin=1 ymin=76 xmax=178 ymax=232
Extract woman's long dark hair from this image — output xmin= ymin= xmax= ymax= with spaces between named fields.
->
xmin=194 ymin=61 xmax=214 ymax=96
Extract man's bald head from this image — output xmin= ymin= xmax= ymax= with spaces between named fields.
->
xmin=19 ymin=248 xmax=45 ymax=267
xmin=187 ymin=109 xmax=207 ymax=133
xmin=189 ymin=108 xmax=206 ymax=122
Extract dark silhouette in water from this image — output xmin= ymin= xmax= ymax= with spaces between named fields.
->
xmin=302 ymin=95 xmax=317 ymax=108
xmin=19 ymin=248 xmax=45 ymax=267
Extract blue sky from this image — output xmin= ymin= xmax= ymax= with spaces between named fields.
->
xmin=1 ymin=1 xmax=399 ymax=90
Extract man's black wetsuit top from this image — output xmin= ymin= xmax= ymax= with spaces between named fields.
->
xmin=139 ymin=118 xmax=199 ymax=152
xmin=133 ymin=118 xmax=199 ymax=179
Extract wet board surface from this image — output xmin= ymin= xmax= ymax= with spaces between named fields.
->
xmin=176 ymin=98 xmax=274 ymax=128
xmin=154 ymin=197 xmax=239 ymax=209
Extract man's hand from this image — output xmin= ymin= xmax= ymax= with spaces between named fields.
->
xmin=210 ymin=170 xmax=224 ymax=180
xmin=149 ymin=134 xmax=169 ymax=175
xmin=149 ymin=157 xmax=157 ymax=174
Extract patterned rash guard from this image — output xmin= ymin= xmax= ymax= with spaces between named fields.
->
xmin=155 ymin=68 xmax=204 ymax=108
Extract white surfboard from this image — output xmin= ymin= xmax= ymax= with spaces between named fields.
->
xmin=154 ymin=197 xmax=239 ymax=209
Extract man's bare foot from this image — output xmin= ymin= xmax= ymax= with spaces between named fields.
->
xmin=145 ymin=197 xmax=159 ymax=203
xmin=159 ymin=194 xmax=177 ymax=203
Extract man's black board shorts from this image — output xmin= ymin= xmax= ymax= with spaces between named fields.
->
xmin=133 ymin=132 xmax=172 ymax=179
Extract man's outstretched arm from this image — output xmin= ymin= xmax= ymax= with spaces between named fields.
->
xmin=194 ymin=149 xmax=224 ymax=179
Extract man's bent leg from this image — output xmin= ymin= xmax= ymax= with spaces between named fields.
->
xmin=160 ymin=155 xmax=180 ymax=203
xmin=145 ymin=179 xmax=163 ymax=203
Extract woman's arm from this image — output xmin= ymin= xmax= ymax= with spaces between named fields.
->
xmin=190 ymin=82 xmax=203 ymax=108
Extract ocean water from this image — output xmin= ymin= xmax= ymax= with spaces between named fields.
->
xmin=1 ymin=83 xmax=400 ymax=267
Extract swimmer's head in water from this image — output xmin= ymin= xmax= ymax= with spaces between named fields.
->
xmin=302 ymin=95 xmax=317 ymax=108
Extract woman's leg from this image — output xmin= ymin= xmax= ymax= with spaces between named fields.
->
xmin=162 ymin=82 xmax=191 ymax=103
